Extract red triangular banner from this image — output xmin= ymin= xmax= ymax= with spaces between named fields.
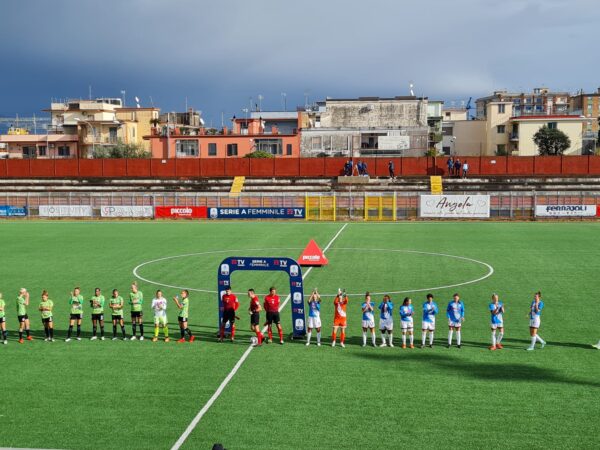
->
xmin=299 ymin=239 xmax=329 ymax=266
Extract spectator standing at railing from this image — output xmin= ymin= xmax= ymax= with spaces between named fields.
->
xmin=454 ymin=158 xmax=462 ymax=178
xmin=388 ymin=160 xmax=395 ymax=180
xmin=356 ymin=160 xmax=363 ymax=176
xmin=462 ymin=160 xmax=469 ymax=179
xmin=447 ymin=157 xmax=454 ymax=176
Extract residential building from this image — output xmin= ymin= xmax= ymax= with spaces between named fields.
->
xmin=476 ymin=87 xmax=570 ymax=119
xmin=427 ymin=101 xmax=443 ymax=153
xmin=570 ymin=88 xmax=600 ymax=142
xmin=0 ymin=134 xmax=79 ymax=159
xmin=300 ymin=96 xmax=429 ymax=157
xmin=443 ymin=107 xmax=468 ymax=121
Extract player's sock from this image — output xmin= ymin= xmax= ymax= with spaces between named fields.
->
xmin=2 ymin=330 xmax=7 ymax=340
xmin=530 ymin=336 xmax=536 ymax=348
xmin=92 ymin=325 xmax=97 ymax=337
xmin=76 ymin=324 xmax=81 ymax=338
xmin=185 ymin=328 xmax=193 ymax=337
xmin=180 ymin=328 xmax=185 ymax=339
xmin=448 ymin=330 xmax=453 ymax=345
xmin=536 ymin=335 xmax=545 ymax=344
xmin=331 ymin=331 xmax=336 ymax=343
xmin=67 ymin=325 xmax=73 ymax=338
xmin=307 ymin=331 xmax=312 ymax=344
xmin=100 ymin=326 xmax=104 ymax=337
xmin=422 ymin=331 xmax=427 ymax=346
xmin=256 ymin=330 xmax=263 ymax=344
xmin=49 ymin=328 xmax=54 ymax=339
xmin=381 ymin=333 xmax=386 ymax=345
xmin=278 ymin=328 xmax=283 ymax=342
xmin=132 ymin=324 xmax=137 ymax=337
xmin=491 ymin=330 xmax=496 ymax=346
xmin=26 ymin=329 xmax=30 ymax=338
xmin=164 ymin=327 xmax=169 ymax=338
xmin=219 ymin=325 xmax=225 ymax=340
xmin=154 ymin=326 xmax=159 ymax=338
xmin=317 ymin=332 xmax=321 ymax=344
xmin=139 ymin=324 xmax=144 ymax=336
xmin=456 ymin=331 xmax=461 ymax=346
xmin=402 ymin=334 xmax=406 ymax=346
xmin=429 ymin=332 xmax=434 ymax=345
xmin=371 ymin=332 xmax=376 ymax=346
xmin=44 ymin=326 xmax=49 ymax=338
xmin=408 ymin=334 xmax=412 ymax=346
xmin=340 ymin=331 xmax=345 ymax=344
xmin=268 ymin=328 xmax=273 ymax=341
xmin=121 ymin=325 xmax=126 ymax=337
xmin=231 ymin=325 xmax=236 ymax=339
xmin=497 ymin=332 xmax=504 ymax=344
xmin=19 ymin=330 xmax=23 ymax=340
xmin=113 ymin=324 xmax=117 ymax=337
xmin=362 ymin=331 xmax=366 ymax=346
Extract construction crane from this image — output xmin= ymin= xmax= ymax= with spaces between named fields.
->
xmin=465 ymin=97 xmax=473 ymax=119
xmin=0 ymin=114 xmax=50 ymax=134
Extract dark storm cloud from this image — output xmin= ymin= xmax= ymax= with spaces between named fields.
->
xmin=1 ymin=0 xmax=598 ymax=123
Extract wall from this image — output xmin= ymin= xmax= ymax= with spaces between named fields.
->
xmin=451 ymin=120 xmax=486 ymax=156
xmin=320 ymin=99 xmax=427 ymax=128
xmin=517 ymin=121 xmax=585 ymax=156
xmin=3 ymin=156 xmax=600 ymax=178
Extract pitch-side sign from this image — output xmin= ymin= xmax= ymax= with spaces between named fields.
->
xmin=420 ymin=195 xmax=490 ymax=218
xmin=209 ymin=207 xmax=305 ymax=219
xmin=0 ymin=205 xmax=27 ymax=217
xmin=535 ymin=205 xmax=597 ymax=217
xmin=100 ymin=206 xmax=154 ymax=218
xmin=154 ymin=206 xmax=207 ymax=219
xmin=39 ymin=205 xmax=93 ymax=217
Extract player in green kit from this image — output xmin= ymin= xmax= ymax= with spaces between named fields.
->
xmin=16 ymin=288 xmax=32 ymax=343
xmin=109 ymin=289 xmax=127 ymax=340
xmin=39 ymin=290 xmax=54 ymax=342
xmin=173 ymin=290 xmax=195 ymax=343
xmin=90 ymin=288 xmax=106 ymax=341
xmin=0 ymin=293 xmax=8 ymax=344
xmin=129 ymin=282 xmax=144 ymax=341
xmin=66 ymin=287 xmax=84 ymax=342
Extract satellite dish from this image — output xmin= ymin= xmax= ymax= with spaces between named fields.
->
xmin=135 ymin=96 xmax=140 ymax=103
xmin=199 ymin=118 xmax=205 ymax=126
xmin=409 ymin=82 xmax=415 ymax=97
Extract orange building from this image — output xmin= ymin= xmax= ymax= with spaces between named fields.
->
xmin=145 ymin=112 xmax=301 ymax=158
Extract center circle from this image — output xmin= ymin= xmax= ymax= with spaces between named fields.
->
xmin=133 ymin=248 xmax=494 ymax=296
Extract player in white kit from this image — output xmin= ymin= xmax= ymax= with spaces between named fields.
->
xmin=399 ymin=297 xmax=414 ymax=349
xmin=489 ymin=293 xmax=504 ymax=351
xmin=526 ymin=291 xmax=545 ymax=351
xmin=421 ymin=293 xmax=438 ymax=348
xmin=361 ymin=292 xmax=377 ymax=347
xmin=378 ymin=295 xmax=394 ymax=347
xmin=446 ymin=293 xmax=465 ymax=348
xmin=306 ymin=289 xmax=322 ymax=346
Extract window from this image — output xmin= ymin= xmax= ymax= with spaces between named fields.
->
xmin=38 ymin=146 xmax=47 ymax=156
xmin=497 ymin=125 xmax=505 ymax=134
xmin=498 ymin=104 xmax=505 ymax=114
xmin=547 ymin=122 xmax=557 ymax=130
xmin=255 ymin=139 xmax=282 ymax=155
xmin=58 ymin=145 xmax=70 ymax=157
xmin=22 ymin=146 xmax=36 ymax=159
xmin=496 ymin=144 xmax=507 ymax=155
xmin=175 ymin=140 xmax=199 ymax=156
xmin=286 ymin=144 xmax=292 ymax=155
xmin=226 ymin=143 xmax=238 ymax=156
xmin=208 ymin=143 xmax=217 ymax=156
xmin=311 ymin=136 xmax=322 ymax=150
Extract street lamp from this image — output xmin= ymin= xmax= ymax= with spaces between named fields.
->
xmin=75 ymin=118 xmax=96 ymax=158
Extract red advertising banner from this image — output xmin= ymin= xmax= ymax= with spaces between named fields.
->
xmin=155 ymin=206 xmax=207 ymax=219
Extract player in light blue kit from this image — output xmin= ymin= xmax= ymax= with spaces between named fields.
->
xmin=526 ymin=291 xmax=545 ymax=351
xmin=489 ymin=293 xmax=504 ymax=351
xmin=361 ymin=293 xmax=377 ymax=347
xmin=421 ymin=293 xmax=438 ymax=348
xmin=446 ymin=293 xmax=465 ymax=348
xmin=378 ymin=295 xmax=394 ymax=347
xmin=399 ymin=297 xmax=414 ymax=348
xmin=306 ymin=289 xmax=322 ymax=346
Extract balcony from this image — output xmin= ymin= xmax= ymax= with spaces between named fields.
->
xmin=83 ymin=135 xmax=119 ymax=145
xmin=510 ymin=132 xmax=519 ymax=141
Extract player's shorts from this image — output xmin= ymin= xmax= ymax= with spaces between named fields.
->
xmin=17 ymin=314 xmax=28 ymax=323
xmin=266 ymin=311 xmax=281 ymax=325
xmin=70 ymin=313 xmax=82 ymax=320
xmin=91 ymin=313 xmax=104 ymax=321
xmin=362 ymin=319 xmax=375 ymax=329
xmin=491 ymin=321 xmax=504 ymax=330
xmin=333 ymin=317 xmax=347 ymax=328
xmin=401 ymin=319 xmax=413 ymax=331
xmin=112 ymin=315 xmax=123 ymax=321
xmin=250 ymin=312 xmax=260 ymax=326
xmin=222 ymin=309 xmax=236 ymax=325
xmin=529 ymin=316 xmax=540 ymax=329
xmin=0 ymin=317 xmax=5 ymax=323
xmin=42 ymin=317 xmax=53 ymax=324
xmin=422 ymin=321 xmax=435 ymax=331
xmin=154 ymin=315 xmax=168 ymax=326
xmin=380 ymin=317 xmax=394 ymax=331
xmin=131 ymin=311 xmax=143 ymax=318
xmin=307 ymin=316 xmax=321 ymax=329
xmin=178 ymin=316 xmax=188 ymax=323
xmin=448 ymin=320 xmax=462 ymax=328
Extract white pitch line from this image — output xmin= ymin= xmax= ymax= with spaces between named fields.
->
xmin=170 ymin=223 xmax=348 ymax=450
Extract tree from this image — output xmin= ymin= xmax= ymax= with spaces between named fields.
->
xmin=533 ymin=126 xmax=571 ymax=156
xmin=244 ymin=150 xmax=274 ymax=158
xmin=92 ymin=140 xmax=150 ymax=159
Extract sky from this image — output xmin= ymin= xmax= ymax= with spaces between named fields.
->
xmin=1 ymin=0 xmax=599 ymax=126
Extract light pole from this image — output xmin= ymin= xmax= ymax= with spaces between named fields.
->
xmin=281 ymin=92 xmax=287 ymax=111
xmin=75 ymin=118 xmax=95 ymax=158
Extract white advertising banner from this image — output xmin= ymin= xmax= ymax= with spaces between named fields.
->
xmin=420 ymin=195 xmax=490 ymax=218
xmin=379 ymin=136 xmax=410 ymax=151
xmin=39 ymin=205 xmax=93 ymax=217
xmin=100 ymin=206 xmax=154 ymax=218
xmin=535 ymin=205 xmax=597 ymax=217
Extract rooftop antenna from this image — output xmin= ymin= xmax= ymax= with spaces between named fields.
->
xmin=281 ymin=92 xmax=287 ymax=111
xmin=149 ymin=96 xmax=154 ymax=107
xmin=88 ymin=85 xmax=92 ymax=100
xmin=409 ymin=82 xmax=415 ymax=97
xmin=185 ymin=96 xmax=188 ymax=111
xmin=257 ymin=94 xmax=263 ymax=112
xmin=304 ymin=91 xmax=310 ymax=109
xmin=135 ymin=96 xmax=141 ymax=109
xmin=120 ymin=90 xmax=126 ymax=107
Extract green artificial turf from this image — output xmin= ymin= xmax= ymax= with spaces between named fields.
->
xmin=1 ymin=221 xmax=599 ymax=450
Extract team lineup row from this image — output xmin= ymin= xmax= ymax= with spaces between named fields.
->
xmin=3 ymin=285 xmax=599 ymax=351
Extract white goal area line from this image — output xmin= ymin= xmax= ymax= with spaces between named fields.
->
xmin=170 ymin=223 xmax=348 ymax=450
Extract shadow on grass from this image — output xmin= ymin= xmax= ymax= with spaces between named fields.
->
xmin=351 ymin=351 xmax=600 ymax=389
xmin=501 ymin=337 xmax=594 ymax=350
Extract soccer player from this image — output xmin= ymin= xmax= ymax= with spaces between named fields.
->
xmin=399 ymin=297 xmax=414 ymax=349
xmin=248 ymin=289 xmax=264 ymax=346
xmin=16 ymin=288 xmax=32 ymax=343
xmin=264 ymin=286 xmax=284 ymax=345
xmin=421 ymin=294 xmax=438 ymax=348
xmin=306 ymin=288 xmax=322 ymax=346
xmin=526 ymin=291 xmax=546 ymax=351
xmin=331 ymin=289 xmax=348 ymax=348
xmin=489 ymin=293 xmax=505 ymax=351
xmin=0 ymin=293 xmax=7 ymax=344
xmin=173 ymin=290 xmax=195 ymax=343
xmin=109 ymin=289 xmax=127 ymax=340
xmin=361 ymin=292 xmax=377 ymax=347
xmin=151 ymin=290 xmax=169 ymax=342
xmin=379 ymin=295 xmax=394 ymax=347
xmin=129 ymin=282 xmax=144 ymax=341
xmin=66 ymin=287 xmax=84 ymax=342
xmin=219 ymin=287 xmax=239 ymax=342
xmin=39 ymin=290 xmax=54 ymax=342
xmin=90 ymin=288 xmax=105 ymax=341
xmin=446 ymin=293 xmax=465 ymax=348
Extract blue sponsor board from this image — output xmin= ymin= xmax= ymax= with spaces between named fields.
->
xmin=209 ymin=207 xmax=305 ymax=219
xmin=0 ymin=205 xmax=28 ymax=217
xmin=217 ymin=256 xmax=306 ymax=338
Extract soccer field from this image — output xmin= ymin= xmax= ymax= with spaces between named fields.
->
xmin=1 ymin=220 xmax=599 ymax=450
